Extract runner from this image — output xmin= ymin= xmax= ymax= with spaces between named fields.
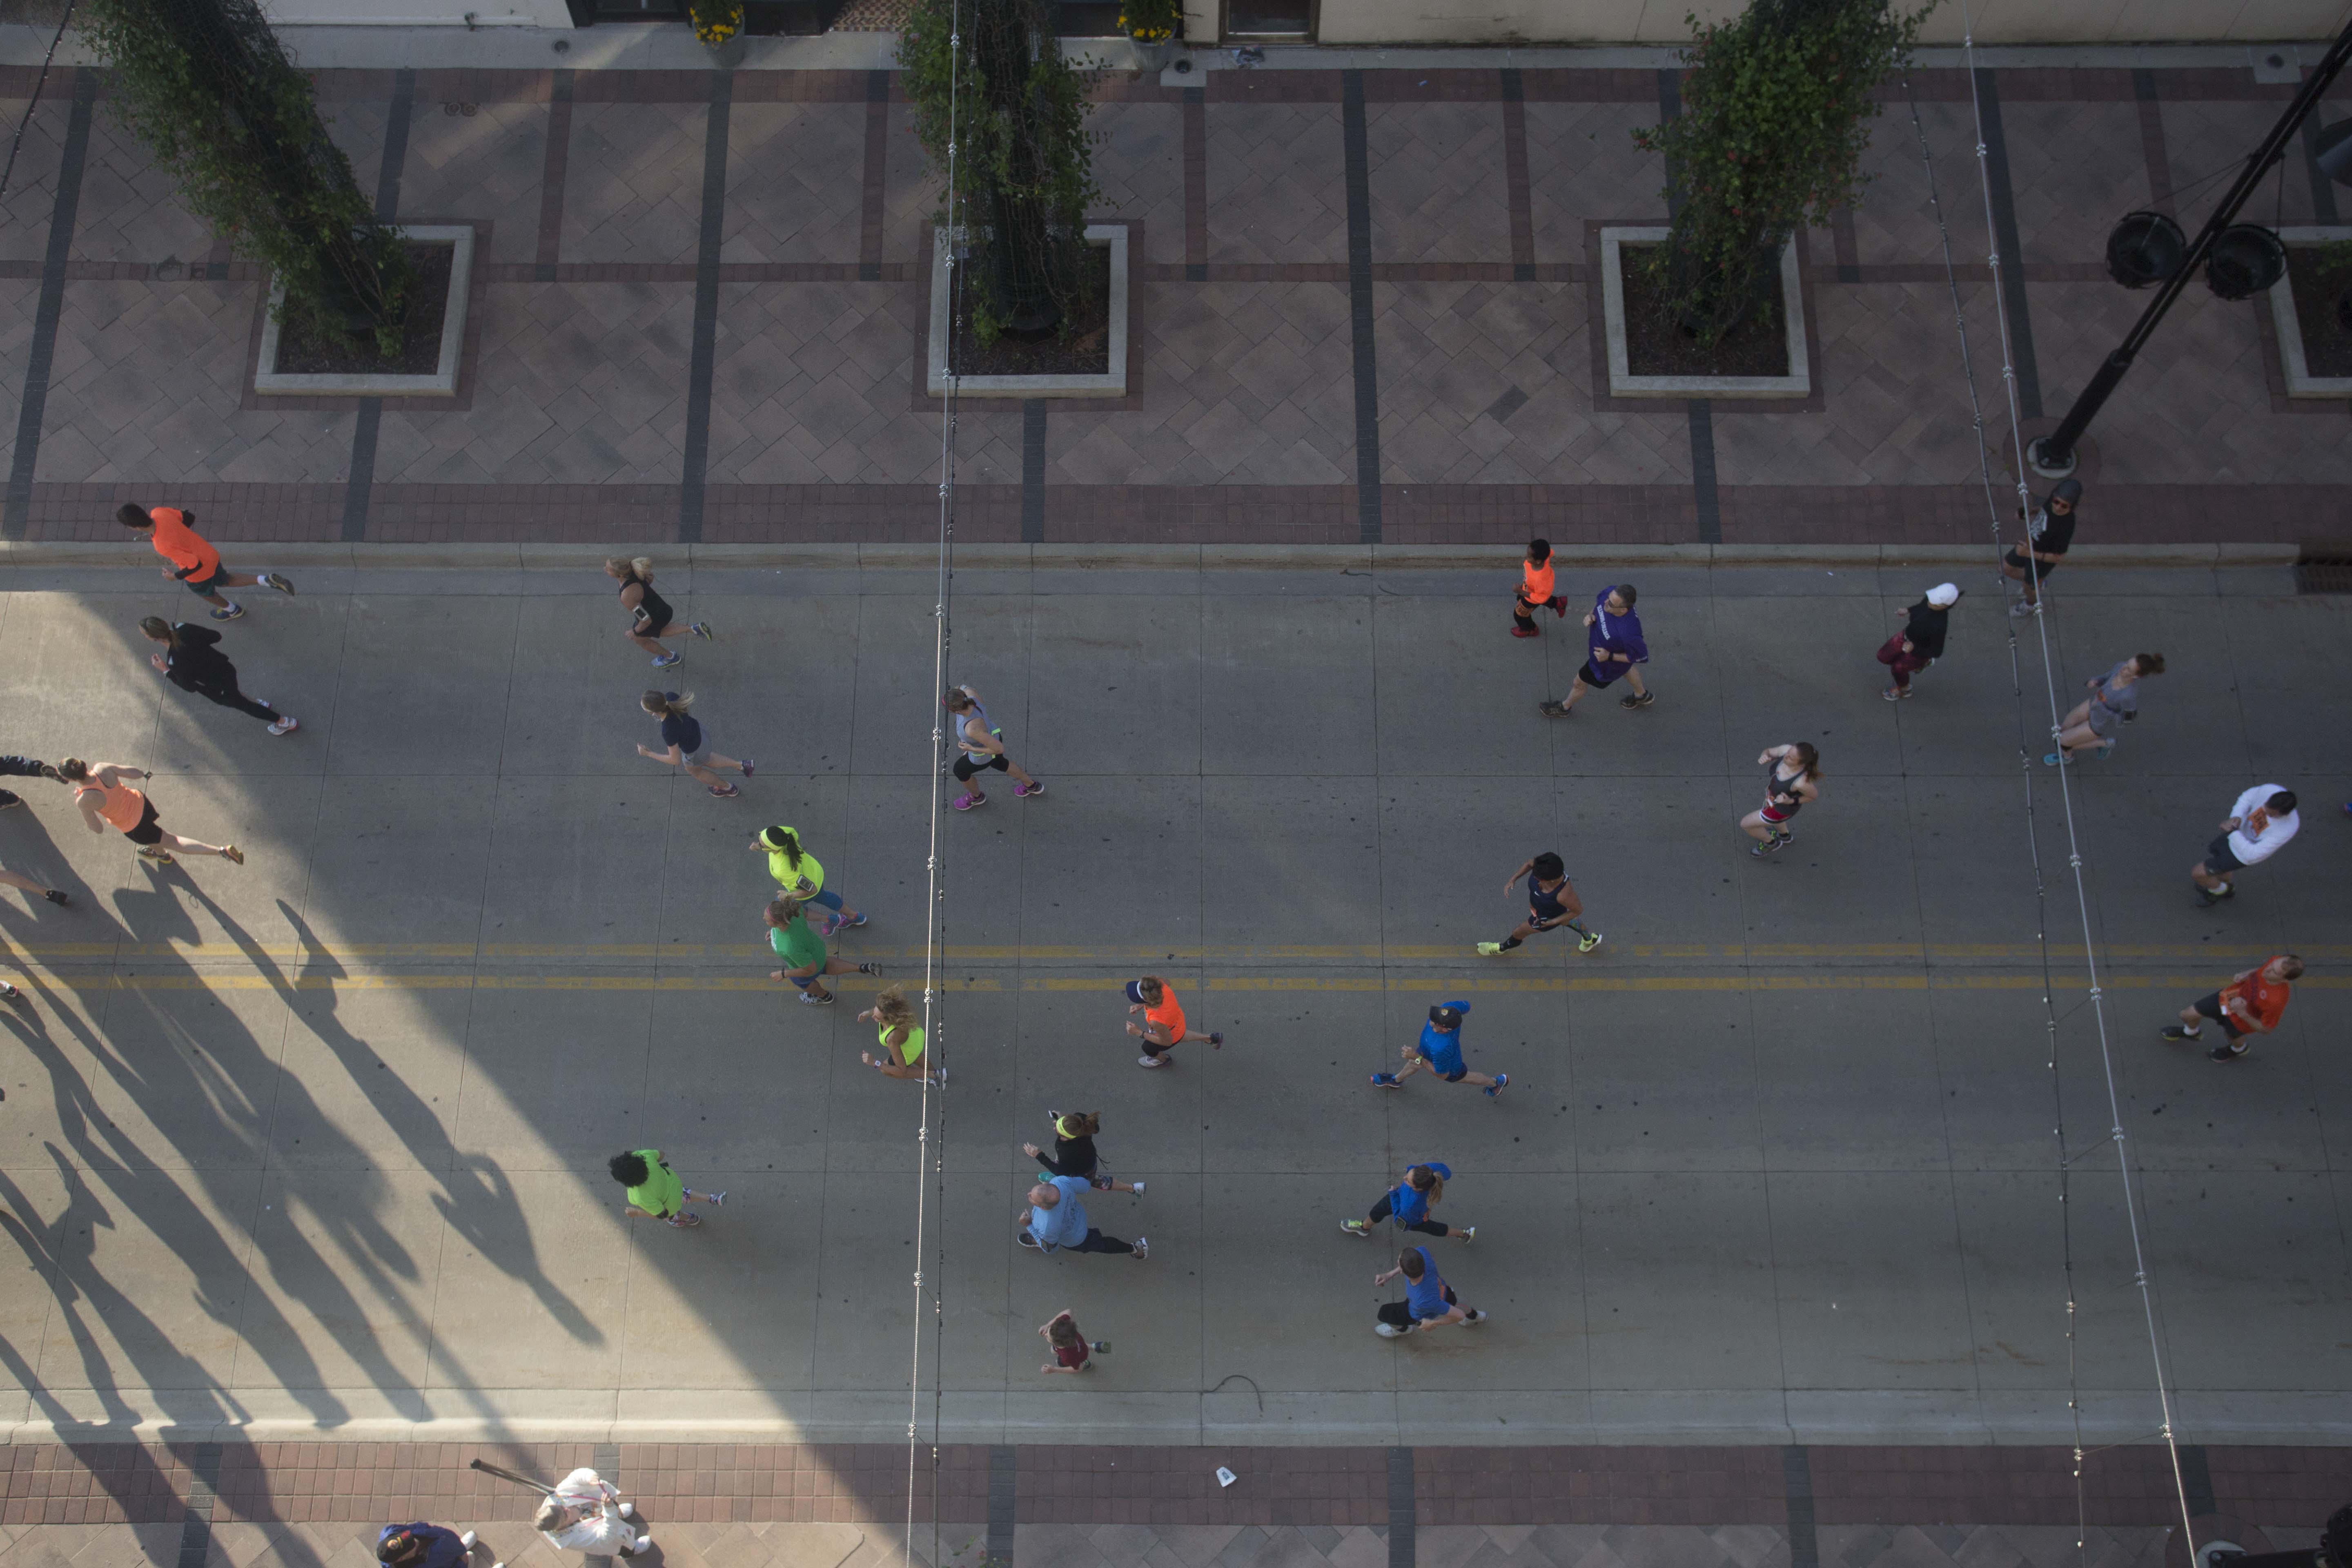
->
xmin=1019 ymin=1176 xmax=1147 ymax=1260
xmin=856 ymin=984 xmax=945 ymax=1085
xmin=1878 ymin=583 xmax=1960 ymax=701
xmin=1126 ymin=975 xmax=1222 ymax=1069
xmin=636 ymin=690 xmax=751 ymax=798
xmin=1023 ymin=1110 xmax=1145 ymax=1196
xmin=607 ymin=1148 xmax=725 ymax=1229
xmin=1510 ymin=538 xmax=1566 ymax=638
xmin=2190 ymin=786 xmax=2299 ymax=907
xmin=603 ymin=557 xmax=711 ymax=668
xmin=944 ymin=684 xmax=1042 ymax=811
xmin=1039 ymin=1309 xmax=1108 ymax=1375
xmin=1372 ymin=1001 xmax=1507 ymax=1098
xmin=56 ymin=759 xmax=241 ymax=866
xmin=2003 ymin=477 xmax=2079 ymax=617
xmin=1740 ymin=742 xmax=1821 ymax=856
xmin=0 ymin=752 xmax=57 ymax=811
xmin=116 ymin=503 xmax=294 ymax=621
xmin=374 ymin=1522 xmax=486 ymax=1568
xmin=2044 ymin=654 xmax=2163 ymax=766
xmin=1538 ymin=583 xmax=1651 ymax=716
xmin=1372 ymin=1245 xmax=1487 ymax=1338
xmin=1476 ymin=851 xmax=1601 ymax=956
xmin=140 ymin=618 xmax=298 ymax=735
xmin=753 ymin=825 xmax=865 ymax=936
xmin=765 ymin=894 xmax=879 ymax=1006
xmin=2160 ymin=953 xmax=2301 ymax=1062
xmin=1341 ymin=1161 xmax=1473 ymax=1243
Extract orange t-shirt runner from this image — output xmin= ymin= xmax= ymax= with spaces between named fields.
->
xmin=1520 ymin=557 xmax=1555 ymax=607
xmin=1147 ymin=988 xmax=1187 ymax=1044
xmin=147 ymin=507 xmax=220 ymax=582
xmin=2221 ymin=961 xmax=2293 ymax=1033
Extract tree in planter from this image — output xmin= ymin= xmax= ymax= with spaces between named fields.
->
xmin=1633 ymin=0 xmax=1929 ymax=346
xmin=82 ymin=0 xmax=412 ymax=355
xmin=900 ymin=0 xmax=1101 ymax=343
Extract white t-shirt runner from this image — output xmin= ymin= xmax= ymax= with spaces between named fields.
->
xmin=2224 ymin=784 xmax=2299 ymax=866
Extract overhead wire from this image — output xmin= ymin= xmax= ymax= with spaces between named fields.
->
xmin=1903 ymin=5 xmax=2200 ymax=1554
xmin=0 ymin=0 xmax=79 ymax=214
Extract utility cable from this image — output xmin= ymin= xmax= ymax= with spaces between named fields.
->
xmin=0 ymin=0 xmax=79 ymax=214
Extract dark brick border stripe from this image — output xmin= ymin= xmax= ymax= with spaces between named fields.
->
xmin=172 ymin=1443 xmax=221 ymax=1568
xmin=1021 ymin=400 xmax=1047 ymax=542
xmin=343 ymin=68 xmax=417 ymax=544
xmin=1182 ymin=86 xmax=1209 ymax=281
xmin=859 ymin=68 xmax=890 ymax=281
xmin=677 ymin=72 xmax=735 ymax=546
xmin=1387 ymin=1447 xmax=1414 ymax=1568
xmin=989 ymin=1445 xmax=1016 ymax=1564
xmin=1340 ymin=69 xmax=1382 ymax=546
xmin=537 ymin=68 xmax=576 ymax=279
xmin=2134 ymin=67 xmax=2174 ymax=214
xmin=2 ymin=68 xmax=93 ymax=541
xmin=1973 ymin=68 xmax=2043 ymax=419
xmin=1784 ymin=1446 xmax=1820 ymax=1568
xmin=1500 ymin=69 xmax=1535 ymax=280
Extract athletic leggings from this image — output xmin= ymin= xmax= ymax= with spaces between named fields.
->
xmin=190 ymin=678 xmax=278 ymax=723
xmin=1369 ymin=1193 xmax=1450 ymax=1238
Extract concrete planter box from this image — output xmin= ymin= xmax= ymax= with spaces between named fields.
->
xmin=927 ymin=224 xmax=1128 ymax=398
xmin=1600 ymin=225 xmax=1809 ymax=399
xmin=254 ymin=225 xmax=475 ymax=397
xmin=2267 ymin=226 xmax=2352 ymax=399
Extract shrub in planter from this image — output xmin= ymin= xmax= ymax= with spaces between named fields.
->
xmin=83 ymin=0 xmax=412 ymax=356
xmin=900 ymin=0 xmax=1102 ymax=343
xmin=1633 ymin=0 xmax=1930 ymax=347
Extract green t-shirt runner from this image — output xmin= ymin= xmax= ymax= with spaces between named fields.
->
xmin=623 ymin=1149 xmax=685 ymax=1219
xmin=769 ymin=913 xmax=826 ymax=971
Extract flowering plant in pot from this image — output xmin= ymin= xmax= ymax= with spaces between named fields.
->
xmin=690 ymin=0 xmax=746 ymax=47
xmin=1120 ymin=0 xmax=1182 ymax=65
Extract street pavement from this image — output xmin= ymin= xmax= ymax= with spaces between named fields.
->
xmin=0 ymin=552 xmax=2345 ymax=1447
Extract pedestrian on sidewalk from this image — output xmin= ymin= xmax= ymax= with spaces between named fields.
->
xmin=1477 ymin=851 xmax=1601 ymax=956
xmin=608 ymin=1148 xmax=726 ymax=1229
xmin=1341 ymin=1161 xmax=1473 ymax=1243
xmin=1023 ymin=1110 xmax=1145 ymax=1196
xmin=2044 ymin=653 xmax=2163 ymax=766
xmin=117 ymin=503 xmax=295 ymax=621
xmin=604 ymin=557 xmax=711 ymax=668
xmin=0 ymin=868 xmax=68 ymax=909
xmin=1878 ymin=583 xmax=1961 ymax=700
xmin=637 ymin=690 xmax=751 ymax=798
xmin=1040 ymin=1308 xmax=1108 ymax=1374
xmin=1126 ymin=975 xmax=1222 ymax=1069
xmin=754 ymin=824 xmax=865 ymax=936
xmin=2190 ymin=786 xmax=2299 ymax=907
xmin=1019 ymin=1175 xmax=1148 ymax=1260
xmin=1372 ymin=1245 xmax=1487 ymax=1338
xmin=1372 ymin=1001 xmax=1508 ymax=1098
xmin=1510 ymin=538 xmax=1566 ymax=638
xmin=946 ymin=684 xmax=1042 ymax=811
xmin=2003 ymin=478 xmax=2079 ymax=617
xmin=1740 ymin=743 xmax=1821 ymax=856
xmin=857 ymin=983 xmax=945 ymax=1085
xmin=766 ymin=894 xmax=879 ymax=1006
xmin=57 ymin=759 xmax=241 ymax=867
xmin=376 ymin=1522 xmax=488 ymax=1568
xmin=0 ymin=753 xmax=56 ymax=811
xmin=141 ymin=618 xmax=298 ymax=735
xmin=1539 ymin=584 xmax=1651 ymax=716
xmin=534 ymin=1466 xmax=651 ymax=1559
xmin=2160 ymin=954 xmax=2301 ymax=1062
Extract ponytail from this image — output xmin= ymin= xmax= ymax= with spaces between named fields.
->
xmin=760 ymin=824 xmax=805 ymax=871
xmin=137 ymin=616 xmax=178 ymax=647
xmin=641 ymin=689 xmax=695 ymax=718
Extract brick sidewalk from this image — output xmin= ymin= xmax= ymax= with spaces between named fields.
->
xmin=2 ymin=63 xmax=2346 ymax=547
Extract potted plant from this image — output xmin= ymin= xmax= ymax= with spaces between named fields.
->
xmin=1120 ymin=0 xmax=1183 ymax=71
xmin=690 ymin=0 xmax=749 ymax=65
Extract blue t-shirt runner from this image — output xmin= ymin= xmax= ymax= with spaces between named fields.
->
xmin=1371 ymin=1002 xmax=1509 ymax=1098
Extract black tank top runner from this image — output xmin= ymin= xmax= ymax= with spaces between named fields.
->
xmin=620 ymin=570 xmax=673 ymax=631
xmin=1765 ymin=756 xmax=1808 ymax=815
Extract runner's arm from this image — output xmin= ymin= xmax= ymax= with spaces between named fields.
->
xmin=1503 ymin=860 xmax=1532 ymax=893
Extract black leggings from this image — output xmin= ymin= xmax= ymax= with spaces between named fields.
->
xmin=1369 ymin=1193 xmax=1450 ymax=1238
xmin=953 ymin=753 xmax=1009 ymax=783
xmin=191 ymin=679 xmax=276 ymax=723
xmin=1067 ymin=1228 xmax=1133 ymax=1256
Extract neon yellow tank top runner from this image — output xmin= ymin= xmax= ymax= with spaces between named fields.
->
xmin=880 ymin=1019 xmax=926 ymax=1062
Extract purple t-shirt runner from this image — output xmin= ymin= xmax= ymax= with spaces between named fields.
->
xmin=1583 ymin=587 xmax=1647 ymax=684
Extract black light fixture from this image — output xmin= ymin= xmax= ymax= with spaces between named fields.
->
xmin=2205 ymin=224 xmax=2287 ymax=299
xmin=2106 ymin=210 xmax=2186 ymax=287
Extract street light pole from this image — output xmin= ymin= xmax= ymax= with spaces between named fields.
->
xmin=2026 ymin=14 xmax=2352 ymax=477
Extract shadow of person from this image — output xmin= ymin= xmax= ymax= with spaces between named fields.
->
xmin=0 ymin=794 xmax=116 ymax=947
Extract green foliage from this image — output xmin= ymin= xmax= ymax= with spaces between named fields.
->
xmin=1633 ymin=0 xmax=1930 ymax=346
xmin=83 ymin=0 xmax=412 ymax=356
xmin=1119 ymin=0 xmax=1182 ymax=42
xmin=899 ymin=0 xmax=1102 ymax=339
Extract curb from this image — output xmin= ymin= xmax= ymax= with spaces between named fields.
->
xmin=0 ymin=541 xmax=2303 ymax=572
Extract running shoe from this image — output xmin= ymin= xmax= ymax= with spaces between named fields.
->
xmin=0 ymin=982 xmax=20 ymax=1004
xmin=932 ymin=1067 xmax=948 ymax=1087
xmin=1880 ymin=686 xmax=1909 ymax=702
xmin=816 ymin=917 xmax=840 ymax=937
xmin=1137 ymin=1054 xmax=1166 ymax=1068
xmin=460 ymin=1533 xmax=478 ymax=1550
xmin=1619 ymin=691 xmax=1655 ymax=709
xmin=666 ymin=1213 xmax=702 ymax=1228
xmin=2042 ymin=752 xmax=2067 ymax=767
xmin=1484 ymin=1073 xmax=1509 ymax=1099
xmin=1460 ymin=1226 xmax=1476 ymax=1244
xmin=709 ymin=1190 xmax=728 ymax=1207
xmin=797 ymin=990 xmax=835 ymax=1005
xmin=42 ymin=889 xmax=66 ymax=906
xmin=1549 ymin=596 xmax=1567 ymax=618
xmin=2008 ymin=599 xmax=2040 ymax=618
xmin=1129 ymin=1179 xmax=1143 ymax=1197
xmin=1537 ymin=700 xmax=1571 ymax=718
xmin=0 ymin=794 xmax=18 ymax=809
xmin=953 ymin=792 xmax=986 ymax=811
xmin=1131 ymin=1237 xmax=1149 ymax=1261
xmin=267 ymin=715 xmax=299 ymax=736
xmin=1375 ymin=1322 xmax=1408 ymax=1338
xmin=2208 ymin=1044 xmax=2245 ymax=1062
xmin=136 ymin=846 xmax=175 ymax=864
xmin=1018 ymin=1232 xmax=1041 ymax=1250
xmin=1369 ymin=1072 xmax=1401 ymax=1089
xmin=740 ymin=758 xmax=755 ymax=778
xmin=2194 ymin=884 xmax=2233 ymax=906
xmin=259 ymin=573 xmax=296 ymax=596
xmin=691 ymin=622 xmax=713 ymax=640
xmin=653 ymin=650 xmax=682 ymax=668
xmin=221 ymin=845 xmax=245 ymax=866
xmin=1014 ymin=780 xmax=1044 ymax=798
xmin=1465 ymin=1309 xmax=1488 ymax=1324
xmin=848 ymin=913 xmax=868 ymax=927
xmin=1476 ymin=942 xmax=1505 ymax=956
xmin=708 ymin=783 xmax=741 ymax=798
xmin=2160 ymin=1025 xmax=2198 ymax=1042
xmin=1341 ymin=1218 xmax=1372 ymax=1237
xmin=1511 ymin=624 xmax=1540 ymax=639
xmin=856 ymin=962 xmax=881 ymax=976
xmin=1577 ymin=929 xmax=1603 ymax=953
xmin=209 ymin=603 xmax=245 ymax=621
xmin=633 ymin=1539 xmax=654 ymax=1556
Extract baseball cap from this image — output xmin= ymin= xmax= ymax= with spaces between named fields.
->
xmin=1125 ymin=980 xmax=1147 ymax=1004
xmin=1926 ymin=583 xmax=1960 ymax=607
xmin=1428 ymin=1005 xmax=1462 ymax=1029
